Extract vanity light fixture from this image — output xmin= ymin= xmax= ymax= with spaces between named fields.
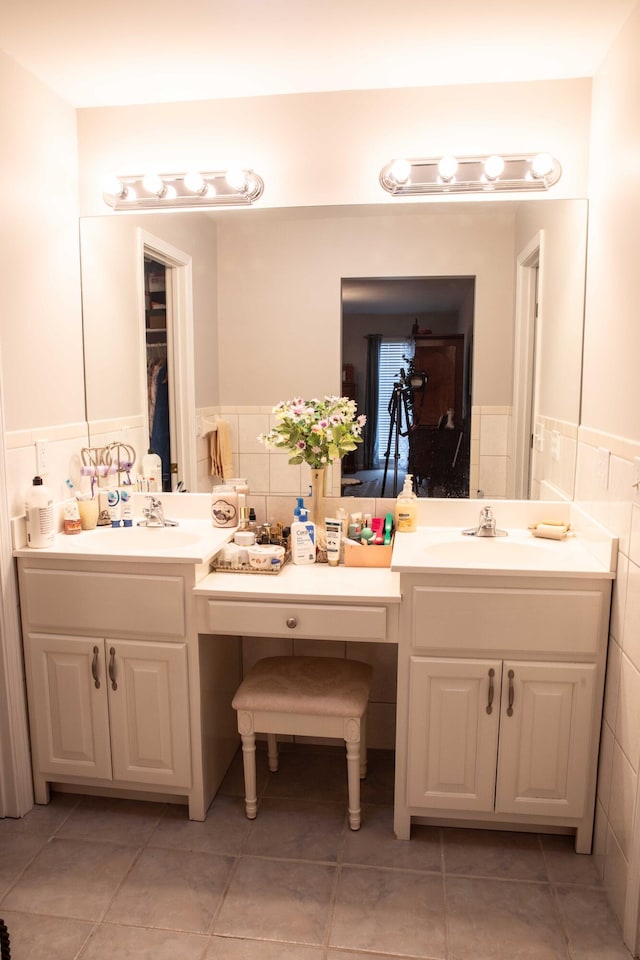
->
xmin=379 ymin=153 xmax=562 ymax=196
xmin=102 ymin=168 xmax=264 ymax=210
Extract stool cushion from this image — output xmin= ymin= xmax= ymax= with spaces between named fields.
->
xmin=232 ymin=656 xmax=372 ymax=718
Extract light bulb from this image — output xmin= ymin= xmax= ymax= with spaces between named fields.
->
xmin=226 ymin=168 xmax=247 ymax=191
xmin=531 ymin=153 xmax=554 ymax=179
xmin=438 ymin=155 xmax=458 ymax=182
xmin=101 ymin=174 xmax=125 ymax=197
xmin=389 ymin=158 xmax=411 ymax=184
xmin=142 ymin=172 xmax=166 ymax=196
xmin=184 ymin=171 xmax=206 ymax=194
xmin=163 ymin=184 xmax=177 ymax=200
xmin=483 ymin=155 xmax=505 ymax=181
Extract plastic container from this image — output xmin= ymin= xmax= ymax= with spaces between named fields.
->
xmin=395 ymin=474 xmax=418 ymax=532
xmin=25 ymin=476 xmax=55 ymax=548
xmin=291 ymin=509 xmax=316 ymax=565
xmin=141 ymin=451 xmax=162 ymax=492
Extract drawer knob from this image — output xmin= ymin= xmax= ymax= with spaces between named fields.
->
xmin=286 ymin=617 xmax=298 ymax=629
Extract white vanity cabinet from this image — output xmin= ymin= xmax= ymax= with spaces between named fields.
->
xmin=26 ymin=633 xmax=190 ymax=789
xmin=17 ymin=556 xmax=241 ymax=820
xmin=394 ymin=573 xmax=612 ymax=853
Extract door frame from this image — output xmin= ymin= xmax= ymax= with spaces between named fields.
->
xmin=511 ymin=231 xmax=544 ymax=499
xmin=0 ymin=361 xmax=34 ymax=817
xmin=136 ymin=230 xmax=196 ymax=491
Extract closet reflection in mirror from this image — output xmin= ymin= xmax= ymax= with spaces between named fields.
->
xmin=79 ymin=199 xmax=587 ymax=501
xmin=341 ymin=277 xmax=474 ymax=499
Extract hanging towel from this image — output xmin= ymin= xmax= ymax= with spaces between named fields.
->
xmin=209 ymin=420 xmax=234 ymax=480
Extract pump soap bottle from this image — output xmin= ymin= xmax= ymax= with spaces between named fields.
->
xmin=291 ymin=507 xmax=316 ymax=565
xmin=25 ymin=476 xmax=55 ymax=548
xmin=395 ymin=474 xmax=418 ymax=532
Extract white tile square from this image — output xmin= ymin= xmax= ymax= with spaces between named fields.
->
xmin=610 ymin=552 xmax=629 ymax=646
xmin=238 ymin=414 xmax=271 ymax=454
xmin=604 ymin=826 xmax=628 ymax=926
xmin=603 ymin=638 xmax=621 ymax=732
xmin=478 ymin=457 xmax=508 ymax=498
xmin=269 ymin=454 xmax=302 ymax=495
xmin=615 ymin=652 xmax=640 ymax=771
xmin=622 ymin=559 xmax=640 ymax=672
xmin=597 ymin=719 xmax=614 ymax=814
xmin=609 ymin=455 xmax=634 ymax=558
xmin=479 ymin=415 xmax=509 ymax=457
xmin=630 ymin=504 xmax=640 ymax=567
xmin=608 ymin=740 xmax=637 ymax=859
xmin=239 ymin=453 xmax=270 ymax=495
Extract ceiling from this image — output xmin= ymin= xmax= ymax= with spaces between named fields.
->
xmin=0 ymin=0 xmax=636 ymax=108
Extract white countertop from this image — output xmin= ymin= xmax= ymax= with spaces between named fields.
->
xmin=195 ymin=562 xmax=402 ymax=603
xmin=391 ymin=525 xmax=617 ymax=579
xmin=13 ymin=519 xmax=233 ymax=565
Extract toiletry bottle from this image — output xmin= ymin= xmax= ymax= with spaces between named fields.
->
xmin=25 ymin=476 xmax=55 ymax=548
xmin=142 ymin=450 xmax=162 ymax=492
xmin=120 ymin=487 xmax=133 ymax=527
xmin=291 ymin=508 xmax=316 ymax=565
xmin=63 ymin=499 xmax=82 ymax=535
xmin=395 ymin=474 xmax=418 ymax=532
xmin=107 ymin=488 xmax=122 ymax=528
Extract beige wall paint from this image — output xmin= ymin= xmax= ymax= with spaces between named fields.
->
xmin=583 ymin=2 xmax=640 ymax=443
xmin=81 ymin=212 xmax=219 ymax=424
xmin=0 ymin=50 xmax=84 ymax=433
xmin=76 ymin=79 xmax=592 ymax=217
xmin=216 ymin=209 xmax=515 ymax=408
xmin=514 ymin=199 xmax=588 ymax=427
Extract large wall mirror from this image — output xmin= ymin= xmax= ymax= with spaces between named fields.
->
xmin=79 ymin=198 xmax=587 ymax=501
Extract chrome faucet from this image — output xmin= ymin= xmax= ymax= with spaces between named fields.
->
xmin=138 ymin=496 xmax=178 ymax=528
xmin=462 ymin=505 xmax=507 ymax=538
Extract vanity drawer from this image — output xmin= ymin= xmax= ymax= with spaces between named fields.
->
xmin=411 ymin=584 xmax=603 ymax=655
xmin=203 ymin=600 xmax=388 ymax=642
xmin=20 ymin=568 xmax=185 ymax=638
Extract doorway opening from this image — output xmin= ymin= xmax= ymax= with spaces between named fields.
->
xmin=341 ymin=276 xmax=474 ymax=498
xmin=137 ymin=230 xmax=197 ymax=492
xmin=511 ymin=232 xmax=542 ymax=499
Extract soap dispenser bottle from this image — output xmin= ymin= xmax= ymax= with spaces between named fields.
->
xmin=395 ymin=474 xmax=418 ymax=532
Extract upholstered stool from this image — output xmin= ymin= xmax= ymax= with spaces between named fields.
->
xmin=232 ymin=655 xmax=373 ymax=830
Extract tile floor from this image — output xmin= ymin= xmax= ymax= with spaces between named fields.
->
xmin=0 ymin=744 xmax=632 ymax=960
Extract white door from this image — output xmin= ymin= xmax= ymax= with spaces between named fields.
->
xmin=27 ymin=633 xmax=112 ymax=780
xmin=107 ymin=639 xmax=191 ymax=788
xmin=495 ymin=660 xmax=596 ymax=818
xmin=407 ymin=657 xmax=501 ymax=811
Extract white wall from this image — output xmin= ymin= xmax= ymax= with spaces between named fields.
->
xmin=76 ymin=79 xmax=592 ymax=217
xmin=576 ymin=1 xmax=640 ymax=949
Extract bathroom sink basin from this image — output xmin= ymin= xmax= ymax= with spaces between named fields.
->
xmin=422 ymin=536 xmax=558 ymax=566
xmin=90 ymin=526 xmax=202 ymax=550
xmin=390 ymin=525 xmax=611 ymax=576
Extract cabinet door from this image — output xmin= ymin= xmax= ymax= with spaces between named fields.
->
xmin=407 ymin=657 xmax=501 ymax=811
xmin=495 ymin=661 xmax=596 ymax=818
xmin=107 ymin=639 xmax=191 ymax=789
xmin=27 ymin=633 xmax=112 ymax=780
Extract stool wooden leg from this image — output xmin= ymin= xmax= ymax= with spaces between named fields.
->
xmin=359 ymin=714 xmax=368 ymax=780
xmin=346 ymin=739 xmax=362 ymax=830
xmin=240 ymin=732 xmax=258 ymax=819
xmin=267 ymin=733 xmax=279 ymax=772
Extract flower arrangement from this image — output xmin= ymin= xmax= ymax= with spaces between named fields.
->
xmin=258 ymin=396 xmax=366 ymax=468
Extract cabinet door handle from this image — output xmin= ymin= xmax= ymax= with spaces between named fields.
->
xmin=507 ymin=669 xmax=515 ymax=716
xmin=91 ymin=645 xmax=101 ymax=689
xmin=486 ymin=667 xmax=495 ymax=714
xmin=108 ymin=646 xmax=118 ymax=691
xmin=286 ymin=617 xmax=298 ymax=629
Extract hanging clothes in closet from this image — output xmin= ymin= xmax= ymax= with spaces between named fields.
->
xmin=148 ymin=351 xmax=171 ymax=491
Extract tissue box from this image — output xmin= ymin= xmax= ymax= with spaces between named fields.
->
xmin=344 ymin=535 xmax=393 ymax=568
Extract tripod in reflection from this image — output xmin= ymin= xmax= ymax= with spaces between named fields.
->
xmin=380 ymin=380 xmax=413 ymax=497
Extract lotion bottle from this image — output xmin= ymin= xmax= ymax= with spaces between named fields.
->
xmin=395 ymin=474 xmax=418 ymax=532
xmin=25 ymin=476 xmax=55 ymax=548
xmin=291 ymin=508 xmax=316 ymax=565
